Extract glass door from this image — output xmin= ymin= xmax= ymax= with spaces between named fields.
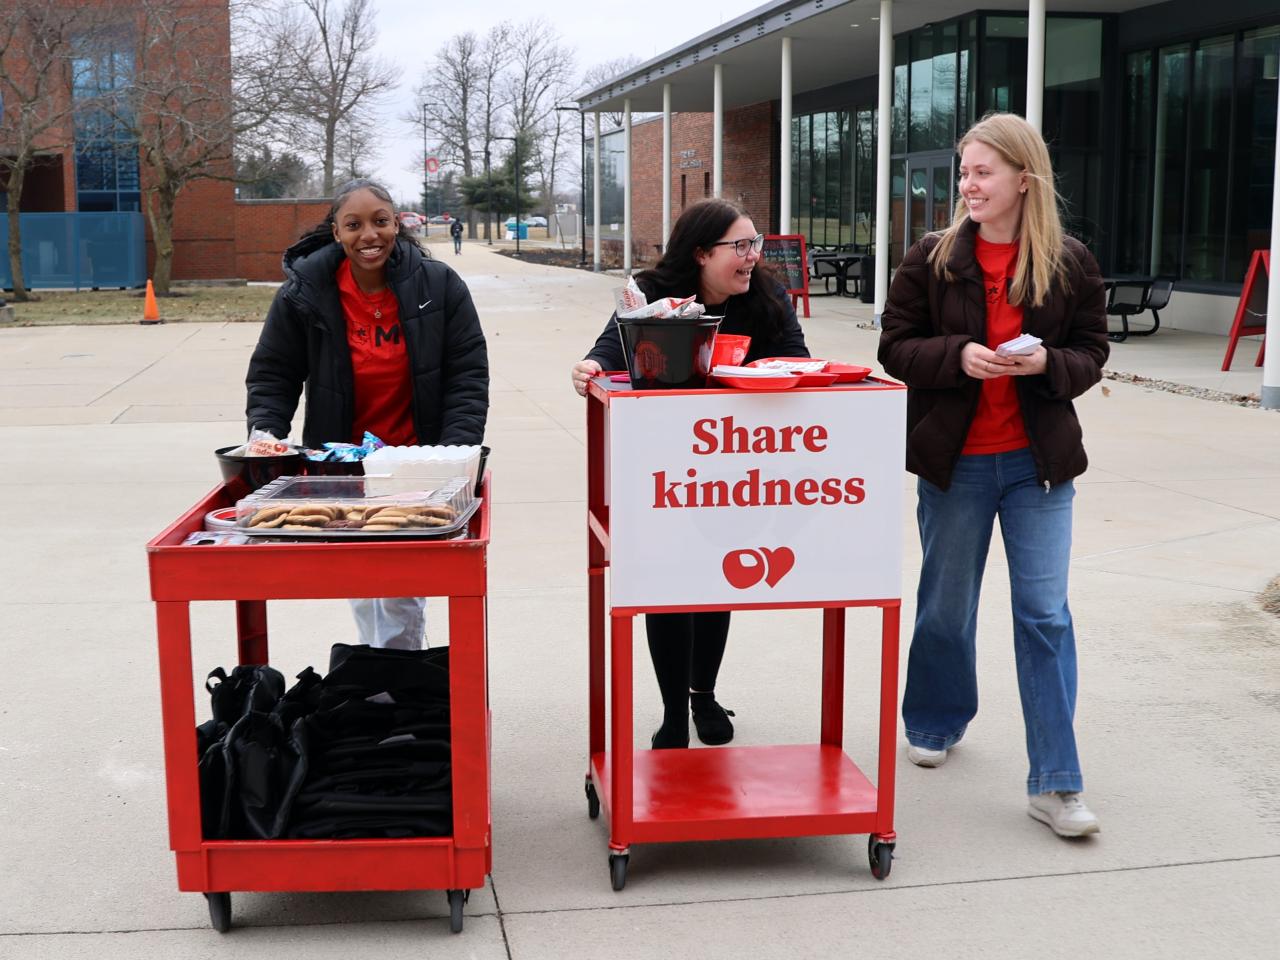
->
xmin=906 ymin=155 xmax=955 ymax=255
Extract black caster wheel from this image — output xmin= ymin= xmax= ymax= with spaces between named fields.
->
xmin=609 ymin=852 xmax=629 ymax=891
xmin=586 ymin=781 xmax=600 ymax=819
xmin=205 ymin=892 xmax=231 ymax=933
xmin=447 ymin=889 xmax=465 ymax=933
xmin=868 ymin=836 xmax=894 ymax=880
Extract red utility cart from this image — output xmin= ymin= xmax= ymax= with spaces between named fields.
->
xmin=583 ymin=376 xmax=906 ymax=889
xmin=146 ymin=476 xmax=492 ymax=932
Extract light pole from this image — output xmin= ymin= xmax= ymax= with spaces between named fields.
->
xmin=555 ymin=104 xmax=587 ymax=267
xmin=420 ymin=103 xmax=440 ymax=238
xmin=493 ymin=135 xmax=521 ymax=256
xmin=484 ymin=147 xmax=492 ymax=245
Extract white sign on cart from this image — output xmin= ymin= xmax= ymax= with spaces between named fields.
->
xmin=608 ymin=387 xmax=906 ymax=608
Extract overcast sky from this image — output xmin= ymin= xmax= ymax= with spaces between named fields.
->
xmin=369 ymin=1 xmax=734 ymax=204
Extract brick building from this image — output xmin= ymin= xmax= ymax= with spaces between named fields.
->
xmin=1 ymin=0 xmax=236 ymax=285
xmin=590 ymin=105 xmax=779 ymax=264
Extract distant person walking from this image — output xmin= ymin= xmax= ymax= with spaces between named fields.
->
xmin=450 ymin=218 xmax=463 ymax=255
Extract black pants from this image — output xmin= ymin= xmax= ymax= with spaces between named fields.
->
xmin=644 ymin=611 xmax=730 ymax=718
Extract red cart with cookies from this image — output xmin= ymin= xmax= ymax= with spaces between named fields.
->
xmin=583 ymin=370 xmax=906 ymax=888
xmin=146 ymin=472 xmax=492 ymax=932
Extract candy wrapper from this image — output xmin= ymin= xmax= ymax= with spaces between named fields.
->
xmin=304 ymin=431 xmax=386 ymax=463
xmin=614 ymin=276 xmax=706 ymax=320
xmin=227 ymin=429 xmax=294 ymax=458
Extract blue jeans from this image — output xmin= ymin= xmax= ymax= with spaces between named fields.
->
xmin=903 ymin=448 xmax=1083 ymax=795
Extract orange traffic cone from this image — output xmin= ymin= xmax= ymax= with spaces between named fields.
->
xmin=141 ymin=279 xmax=162 ymax=325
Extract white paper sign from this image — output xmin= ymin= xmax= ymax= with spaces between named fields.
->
xmin=608 ymin=388 xmax=906 ymax=608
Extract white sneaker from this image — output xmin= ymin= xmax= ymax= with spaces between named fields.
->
xmin=906 ymin=743 xmax=948 ymax=767
xmin=1028 ymin=792 xmax=1100 ymax=837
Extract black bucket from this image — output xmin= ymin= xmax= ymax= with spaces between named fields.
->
xmin=215 ymin=446 xmax=305 ymax=492
xmin=617 ymin=316 xmax=722 ymax=390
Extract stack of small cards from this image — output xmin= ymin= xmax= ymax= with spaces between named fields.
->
xmin=995 ymin=334 xmax=1043 ymax=357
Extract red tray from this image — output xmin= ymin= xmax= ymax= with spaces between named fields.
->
xmin=825 ymin=363 xmax=873 ymax=383
xmin=713 ymin=374 xmax=802 ymax=391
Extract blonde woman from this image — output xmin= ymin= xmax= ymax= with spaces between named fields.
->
xmin=878 ymin=114 xmax=1108 ymax=837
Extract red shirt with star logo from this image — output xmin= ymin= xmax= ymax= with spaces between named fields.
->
xmin=962 ymin=235 xmax=1029 ymax=455
xmin=336 ymin=259 xmax=417 ymax=446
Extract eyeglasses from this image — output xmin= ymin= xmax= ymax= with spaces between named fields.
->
xmin=711 ymin=233 xmax=765 ymax=257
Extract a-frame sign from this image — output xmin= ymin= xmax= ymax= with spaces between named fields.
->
xmin=1222 ymin=249 xmax=1268 ymax=371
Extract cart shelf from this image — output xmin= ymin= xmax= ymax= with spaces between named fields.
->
xmin=589 ymin=745 xmax=880 ymax=844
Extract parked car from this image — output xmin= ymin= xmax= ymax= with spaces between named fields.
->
xmin=504 ymin=216 xmax=547 ymax=229
xmin=397 ymin=212 xmax=424 ymax=229
xmin=428 ymin=215 xmax=452 ymax=224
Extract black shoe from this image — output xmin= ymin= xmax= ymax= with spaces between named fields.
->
xmin=650 ymin=718 xmax=689 ymax=749
xmin=691 ymin=692 xmax=735 ymax=745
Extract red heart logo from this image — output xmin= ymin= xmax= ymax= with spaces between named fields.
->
xmin=722 ymin=547 xmax=795 ymax=589
xmin=722 ymin=549 xmax=765 ymax=589
xmin=760 ymin=547 xmax=795 ymax=587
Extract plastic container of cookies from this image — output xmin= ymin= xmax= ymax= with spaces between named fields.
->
xmin=233 ymin=475 xmax=479 ymax=541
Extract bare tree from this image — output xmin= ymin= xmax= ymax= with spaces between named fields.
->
xmin=408 ymin=23 xmax=510 ymax=239
xmin=277 ymin=0 xmax=399 ymax=195
xmin=504 ymin=20 xmax=575 ymax=222
xmin=0 ymin=3 xmax=104 ymax=301
xmin=578 ymin=56 xmax=643 ymax=130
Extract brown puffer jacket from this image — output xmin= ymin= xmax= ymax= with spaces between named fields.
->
xmin=878 ymin=220 xmax=1109 ymax=490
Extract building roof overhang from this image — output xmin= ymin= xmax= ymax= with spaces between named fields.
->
xmin=576 ymin=0 xmax=1147 ymax=113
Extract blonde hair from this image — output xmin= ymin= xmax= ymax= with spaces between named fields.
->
xmin=930 ymin=113 xmax=1068 ymax=308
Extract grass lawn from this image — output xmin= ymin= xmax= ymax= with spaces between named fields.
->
xmin=4 ymin=284 xmax=281 ymax=326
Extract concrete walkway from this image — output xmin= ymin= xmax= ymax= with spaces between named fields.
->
xmin=2 ymin=244 xmax=1278 ymax=958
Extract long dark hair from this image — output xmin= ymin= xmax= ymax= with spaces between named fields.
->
xmin=635 ymin=198 xmax=786 ymax=339
xmin=300 ymin=178 xmax=420 ymax=250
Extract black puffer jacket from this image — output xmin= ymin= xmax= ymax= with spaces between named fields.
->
xmin=246 ymin=234 xmax=488 ymax=448
xmin=878 ymin=220 xmax=1108 ymax=490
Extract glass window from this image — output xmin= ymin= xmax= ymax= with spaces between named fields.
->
xmin=839 ymin=110 xmax=852 ymax=246
xmin=982 ymin=17 xmax=1028 ymax=116
xmin=909 ymin=30 xmax=933 ymax=152
xmin=1116 ymin=51 xmax=1154 ymax=274
xmin=1230 ymin=26 xmax=1279 ymax=279
xmin=797 ymin=115 xmax=811 ymax=241
xmin=855 ymin=107 xmax=876 ymax=248
xmin=827 ymin=111 xmax=843 ymax=245
xmin=932 ymin=23 xmax=959 ymax=148
xmin=1184 ymin=36 xmax=1235 ymax=281
xmin=1151 ymin=44 xmax=1190 ymax=276
xmin=1044 ymin=18 xmax=1104 ymax=248
xmin=812 ymin=112 xmax=827 ymax=245
xmin=892 ymin=37 xmax=909 ymax=153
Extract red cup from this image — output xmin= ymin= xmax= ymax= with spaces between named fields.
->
xmin=710 ymin=334 xmax=752 ymax=367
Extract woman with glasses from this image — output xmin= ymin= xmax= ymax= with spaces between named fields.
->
xmin=570 ymin=198 xmax=809 ymax=750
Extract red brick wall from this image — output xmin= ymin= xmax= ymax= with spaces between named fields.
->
xmin=619 ymin=102 xmax=779 ymax=262
xmin=234 ymin=200 xmax=332 ymax=281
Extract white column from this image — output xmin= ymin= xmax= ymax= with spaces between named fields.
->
xmin=1262 ymin=83 xmax=1280 ymax=409
xmin=1025 ymin=0 xmax=1046 ymax=132
xmin=779 ymin=37 xmax=792 ymax=233
xmin=873 ymin=0 xmax=893 ymax=324
xmin=713 ymin=64 xmax=724 ymax=198
xmin=663 ymin=83 xmax=672 ymax=248
xmin=593 ymin=111 xmax=602 ymax=272
xmin=623 ymin=98 xmax=632 ymax=274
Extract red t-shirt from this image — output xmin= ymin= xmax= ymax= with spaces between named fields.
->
xmin=962 ymin=235 xmax=1029 ymax=455
xmin=336 ymin=259 xmax=417 ymax=446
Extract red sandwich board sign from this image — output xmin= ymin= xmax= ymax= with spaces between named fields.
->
xmin=762 ymin=234 xmax=811 ymax=319
xmin=1222 ymin=249 xmax=1268 ymax=371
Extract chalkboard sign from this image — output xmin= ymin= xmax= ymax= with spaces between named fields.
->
xmin=762 ymin=234 xmax=810 ymax=318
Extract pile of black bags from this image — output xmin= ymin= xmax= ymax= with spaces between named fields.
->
xmin=196 ymin=644 xmax=451 ymax=840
